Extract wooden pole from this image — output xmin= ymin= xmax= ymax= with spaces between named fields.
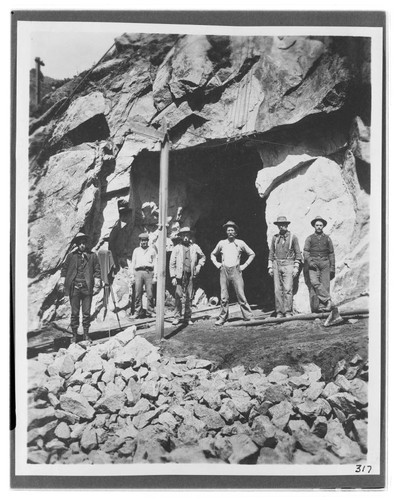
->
xmin=35 ymin=57 xmax=45 ymax=106
xmin=155 ymin=125 xmax=169 ymax=340
xmin=225 ymin=308 xmax=369 ymax=327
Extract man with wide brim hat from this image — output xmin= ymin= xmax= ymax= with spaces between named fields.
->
xmin=211 ymin=221 xmax=255 ymax=326
xmin=169 ymin=226 xmax=206 ymax=326
xmin=310 ymin=216 xmax=327 ymax=227
xmin=59 ymin=231 xmax=101 ymax=343
xmin=222 ymin=220 xmax=239 ymax=232
xmin=304 ymin=215 xmax=335 ymax=312
xmin=128 ymin=232 xmax=158 ymax=319
xmin=268 ymin=216 xmax=302 ymax=318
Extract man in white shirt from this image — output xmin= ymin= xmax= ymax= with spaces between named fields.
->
xmin=128 ymin=233 xmax=157 ymax=319
xmin=211 ymin=221 xmax=255 ymax=326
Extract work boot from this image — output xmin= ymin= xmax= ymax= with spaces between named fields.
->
xmin=215 ymin=318 xmax=225 ymax=326
xmin=71 ymin=328 xmax=78 ymax=343
xmin=323 ymin=299 xmax=334 ymax=312
xmin=172 ymin=318 xmax=181 ymax=326
xmin=83 ymin=329 xmax=92 ymax=342
xmin=276 ymin=313 xmax=284 ymax=318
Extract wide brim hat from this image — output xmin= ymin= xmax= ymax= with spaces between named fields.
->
xmin=274 ymin=216 xmax=291 ymax=225
xmin=119 ymin=206 xmax=132 ymax=214
xmin=138 ymin=232 xmax=150 ymax=240
xmin=170 ymin=231 xmax=181 ymax=240
xmin=311 ymin=215 xmax=328 ymax=227
xmin=223 ymin=220 xmax=239 ymax=231
xmin=73 ymin=232 xmax=88 ymax=242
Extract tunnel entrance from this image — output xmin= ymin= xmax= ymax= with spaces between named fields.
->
xmin=132 ymin=139 xmax=274 ymax=309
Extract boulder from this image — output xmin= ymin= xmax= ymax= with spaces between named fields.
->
xmin=80 ymin=426 xmax=98 ymax=452
xmin=228 ymin=434 xmax=259 ymax=464
xmin=44 ymin=375 xmax=65 ymax=395
xmin=80 ymin=384 xmax=102 ymax=404
xmin=250 ymin=415 xmax=278 ymax=447
xmin=194 ymin=404 xmax=225 ymax=430
xmin=27 ymin=449 xmax=49 ymax=464
xmin=113 ymin=326 xmax=137 ymax=346
xmin=166 ymin=445 xmax=208 ymax=463
xmin=218 ymin=399 xmax=240 ymax=424
xmin=28 ymin=406 xmax=56 ymax=430
xmin=59 ymin=390 xmax=95 ymax=420
xmin=95 ymin=385 xmax=126 ymax=413
xmin=304 ymin=381 xmax=325 ymax=401
xmin=54 ymin=421 xmax=71 ymax=440
xmin=268 ymin=400 xmax=294 ymax=429
xmin=349 ymin=378 xmax=368 ymax=406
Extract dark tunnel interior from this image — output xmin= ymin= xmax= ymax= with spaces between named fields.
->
xmin=131 ymin=140 xmax=274 ymax=309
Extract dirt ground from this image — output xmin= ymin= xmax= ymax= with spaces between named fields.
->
xmin=143 ymin=316 xmax=368 ymax=381
xmin=28 ymin=308 xmax=368 ymax=382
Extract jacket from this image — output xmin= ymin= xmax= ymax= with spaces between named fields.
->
xmin=61 ymin=249 xmax=101 ymax=295
xmin=169 ymin=243 xmax=206 ymax=279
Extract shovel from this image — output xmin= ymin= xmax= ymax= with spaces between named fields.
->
xmin=323 ymin=291 xmax=369 ymax=327
xmin=323 ymin=306 xmax=343 ymax=327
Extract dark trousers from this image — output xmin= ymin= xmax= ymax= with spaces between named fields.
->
xmin=174 ymin=272 xmax=194 ymax=320
xmin=309 ymin=257 xmax=331 ymax=306
xmin=273 ymin=260 xmax=294 ymax=315
xmin=135 ymin=270 xmax=154 ymax=317
xmin=70 ymin=283 xmax=92 ymax=332
xmin=219 ymin=266 xmax=252 ymax=321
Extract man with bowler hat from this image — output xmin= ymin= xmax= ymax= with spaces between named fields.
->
xmin=211 ymin=221 xmax=255 ymax=326
xmin=268 ymin=216 xmax=302 ymax=318
xmin=59 ymin=232 xmax=101 ymax=342
xmin=169 ymin=227 xmax=206 ymax=326
xmin=129 ymin=232 xmax=157 ymax=319
xmin=304 ymin=215 xmax=335 ymax=312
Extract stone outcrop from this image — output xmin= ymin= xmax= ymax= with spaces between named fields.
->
xmin=27 ymin=331 xmax=368 ymax=464
xmin=28 ymin=34 xmax=371 ymax=328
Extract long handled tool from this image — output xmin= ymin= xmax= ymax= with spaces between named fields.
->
xmin=324 ymin=291 xmax=369 ymax=327
xmin=109 ymin=284 xmax=122 ymax=331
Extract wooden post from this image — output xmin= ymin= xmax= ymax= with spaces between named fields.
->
xmin=155 ymin=125 xmax=169 ymax=339
xmin=35 ymin=57 xmax=45 ymax=106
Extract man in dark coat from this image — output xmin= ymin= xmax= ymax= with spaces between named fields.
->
xmin=304 ymin=215 xmax=335 ymax=312
xmin=59 ymin=232 xmax=101 ymax=342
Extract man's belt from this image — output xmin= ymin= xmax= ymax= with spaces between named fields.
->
xmin=310 ymin=253 xmax=329 ymax=258
xmin=135 ymin=266 xmax=154 ymax=272
xmin=274 ymin=258 xmax=294 ymax=263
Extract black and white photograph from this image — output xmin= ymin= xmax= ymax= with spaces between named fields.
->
xmin=11 ymin=11 xmax=386 ymax=489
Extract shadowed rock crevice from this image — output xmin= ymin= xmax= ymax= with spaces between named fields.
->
xmin=66 ymin=114 xmax=110 ymax=146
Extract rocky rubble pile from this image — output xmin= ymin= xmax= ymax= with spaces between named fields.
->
xmin=27 ymin=329 xmax=368 ymax=465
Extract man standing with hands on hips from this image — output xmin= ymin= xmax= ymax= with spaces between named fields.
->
xmin=268 ymin=216 xmax=302 ymax=318
xmin=211 ymin=221 xmax=255 ymax=326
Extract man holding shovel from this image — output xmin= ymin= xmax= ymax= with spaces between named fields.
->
xmin=304 ymin=215 xmax=335 ymax=312
xmin=59 ymin=232 xmax=101 ymax=343
xmin=268 ymin=216 xmax=302 ymax=318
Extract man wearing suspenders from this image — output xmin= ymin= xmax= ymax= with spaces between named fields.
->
xmin=268 ymin=216 xmax=302 ymax=318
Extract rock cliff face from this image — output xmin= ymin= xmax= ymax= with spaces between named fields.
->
xmin=28 ymin=33 xmax=371 ymax=330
